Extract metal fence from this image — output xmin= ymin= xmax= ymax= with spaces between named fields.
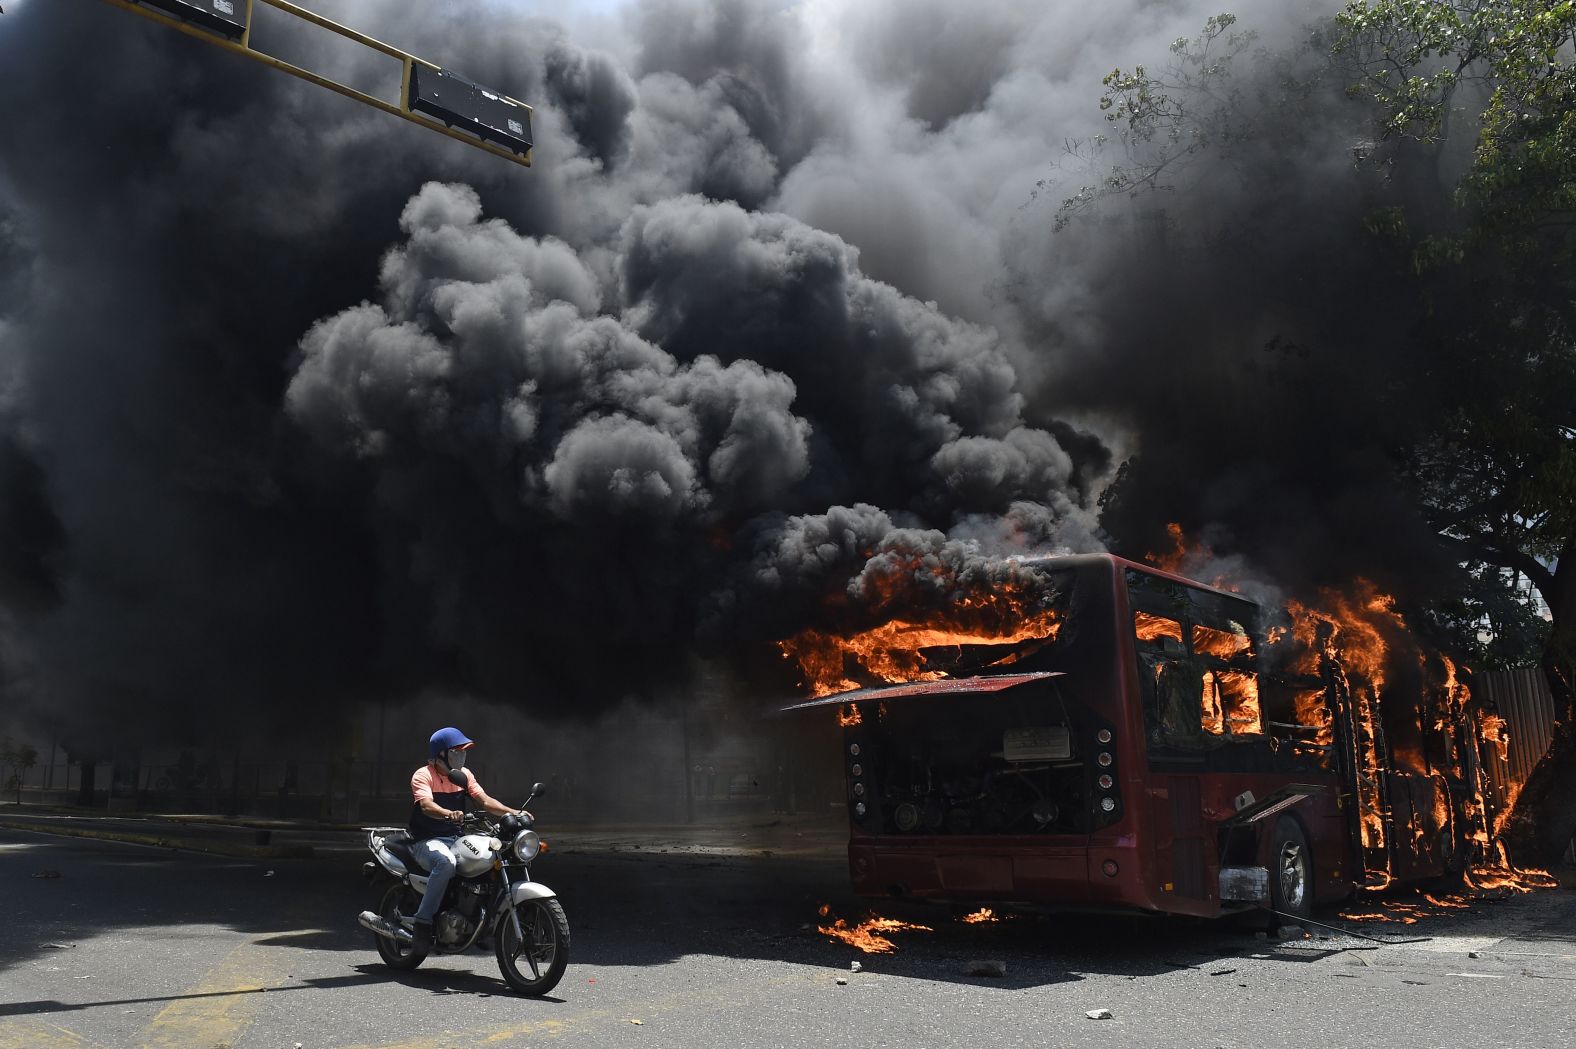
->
xmin=1476 ymin=667 xmax=1558 ymax=798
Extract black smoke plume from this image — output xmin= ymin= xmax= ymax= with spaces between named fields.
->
xmin=1 ymin=0 xmax=1463 ymax=752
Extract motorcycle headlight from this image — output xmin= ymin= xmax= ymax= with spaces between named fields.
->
xmin=512 ymin=829 xmax=541 ymax=862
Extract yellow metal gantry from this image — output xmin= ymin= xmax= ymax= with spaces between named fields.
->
xmin=98 ymin=0 xmax=533 ymax=167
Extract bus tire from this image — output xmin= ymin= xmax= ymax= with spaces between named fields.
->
xmin=1268 ymin=817 xmax=1312 ymax=922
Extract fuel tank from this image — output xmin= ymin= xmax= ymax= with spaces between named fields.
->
xmin=454 ymin=833 xmax=502 ymax=877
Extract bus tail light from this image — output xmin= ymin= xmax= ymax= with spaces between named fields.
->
xmin=1093 ymin=725 xmax=1120 ymax=827
xmin=849 ymin=740 xmax=870 ymax=823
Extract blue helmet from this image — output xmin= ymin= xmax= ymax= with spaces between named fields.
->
xmin=429 ymin=726 xmax=474 ymax=758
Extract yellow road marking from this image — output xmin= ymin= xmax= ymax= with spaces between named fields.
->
xmin=136 ymin=935 xmax=292 ymax=1049
xmin=0 ymin=1018 xmax=105 ymax=1049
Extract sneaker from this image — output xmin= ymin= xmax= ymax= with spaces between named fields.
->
xmin=411 ymin=921 xmax=434 ymax=954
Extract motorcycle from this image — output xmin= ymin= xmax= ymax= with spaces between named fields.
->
xmin=357 ymin=780 xmax=569 ymax=995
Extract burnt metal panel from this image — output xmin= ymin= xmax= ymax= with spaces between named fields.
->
xmin=1221 ymin=785 xmax=1322 ymax=827
xmin=137 ymin=0 xmax=247 ymax=39
xmin=778 ymin=672 xmax=1064 ymax=712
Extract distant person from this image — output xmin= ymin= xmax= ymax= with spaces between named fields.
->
xmin=408 ymin=726 xmax=524 ymax=953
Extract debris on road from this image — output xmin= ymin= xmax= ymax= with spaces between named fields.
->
xmin=40 ymin=942 xmax=76 ymax=949
xmin=836 ymin=977 xmax=849 ymax=986
xmin=850 ymin=961 xmax=862 ymax=973
xmin=32 ymin=870 xmax=61 ymax=879
xmin=966 ymin=960 xmax=1006 ymax=977
xmin=1086 ymin=1008 xmax=1114 ymax=1020
xmin=630 ymin=1019 xmax=644 ymax=1025
xmin=1210 ymin=968 xmax=1238 ymax=976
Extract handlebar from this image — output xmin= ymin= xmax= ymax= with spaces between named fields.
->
xmin=445 ymin=781 xmax=547 ymax=830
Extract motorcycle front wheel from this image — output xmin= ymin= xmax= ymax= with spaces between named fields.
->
xmin=495 ymin=898 xmax=570 ymax=996
xmin=373 ymin=882 xmax=427 ymax=970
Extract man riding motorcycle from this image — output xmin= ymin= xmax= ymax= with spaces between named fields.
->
xmin=409 ymin=726 xmax=528 ymax=953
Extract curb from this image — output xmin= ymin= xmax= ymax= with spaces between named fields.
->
xmin=0 ymin=818 xmax=315 ymax=860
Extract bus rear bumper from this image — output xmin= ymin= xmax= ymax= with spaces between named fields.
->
xmin=850 ymin=841 xmax=1090 ymax=904
xmin=849 ymin=839 xmax=1199 ymax=914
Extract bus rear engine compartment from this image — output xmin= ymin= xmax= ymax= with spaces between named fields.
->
xmin=846 ymin=691 xmax=1100 ymax=837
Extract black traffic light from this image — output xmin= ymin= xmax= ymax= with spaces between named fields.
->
xmin=136 ymin=0 xmax=247 ymax=39
xmin=407 ymin=66 xmax=532 ymax=156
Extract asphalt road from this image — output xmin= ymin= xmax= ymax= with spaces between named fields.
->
xmin=4 ymin=823 xmax=1575 ymax=1049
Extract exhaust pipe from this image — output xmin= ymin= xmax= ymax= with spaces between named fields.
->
xmin=358 ymin=910 xmax=413 ymax=943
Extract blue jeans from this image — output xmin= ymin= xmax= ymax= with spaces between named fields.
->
xmin=412 ymin=836 xmax=459 ymax=924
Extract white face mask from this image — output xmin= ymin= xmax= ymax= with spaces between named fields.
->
xmin=445 ymin=748 xmax=468 ymax=769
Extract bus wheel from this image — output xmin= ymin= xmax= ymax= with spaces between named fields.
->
xmin=1269 ymin=817 xmax=1312 ymax=921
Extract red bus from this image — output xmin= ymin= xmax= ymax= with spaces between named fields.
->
xmin=786 ymin=554 xmax=1490 ymax=919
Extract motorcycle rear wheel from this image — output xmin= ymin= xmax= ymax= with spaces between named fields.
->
xmin=373 ymin=882 xmax=427 ymax=970
xmin=495 ymin=898 xmax=569 ymax=996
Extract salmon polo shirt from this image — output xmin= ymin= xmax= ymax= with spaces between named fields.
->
xmin=408 ymin=763 xmax=487 ymax=840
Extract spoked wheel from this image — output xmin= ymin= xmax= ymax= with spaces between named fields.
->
xmin=373 ymin=882 xmax=427 ymax=970
xmin=495 ymin=898 xmax=570 ymax=996
xmin=1269 ymin=816 xmax=1313 ymax=922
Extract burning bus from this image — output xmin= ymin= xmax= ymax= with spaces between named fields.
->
xmin=782 ymin=553 xmax=1508 ymax=920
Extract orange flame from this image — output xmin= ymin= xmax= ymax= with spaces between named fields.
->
xmin=961 ymin=908 xmax=1000 ymax=924
xmin=780 ymin=568 xmax=1064 ymax=698
xmin=1281 ymin=582 xmax=1405 ymax=870
xmin=1292 ymin=688 xmax=1334 ymax=746
xmin=1157 ymin=527 xmax=1548 ymax=894
xmin=1193 ymin=623 xmax=1252 ymax=660
xmin=1479 ymin=713 xmax=1511 ymax=763
xmin=1134 ymin=611 xmax=1183 ymax=644
xmin=1149 ymin=522 xmax=1190 ymax=573
xmin=816 ymin=908 xmax=934 ymax=953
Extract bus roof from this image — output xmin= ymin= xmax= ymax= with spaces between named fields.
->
xmin=1014 ymin=552 xmax=1260 ymax=608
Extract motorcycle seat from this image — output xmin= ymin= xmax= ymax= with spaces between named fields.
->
xmin=383 ymin=837 xmax=420 ymax=870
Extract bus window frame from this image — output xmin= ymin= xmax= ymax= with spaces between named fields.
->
xmin=1127 ymin=570 xmax=1267 ymax=755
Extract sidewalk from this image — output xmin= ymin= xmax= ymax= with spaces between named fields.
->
xmin=0 ymin=802 xmax=850 ymax=861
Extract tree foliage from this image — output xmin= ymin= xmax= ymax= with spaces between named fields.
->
xmin=1053 ymin=14 xmax=1331 ymax=230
